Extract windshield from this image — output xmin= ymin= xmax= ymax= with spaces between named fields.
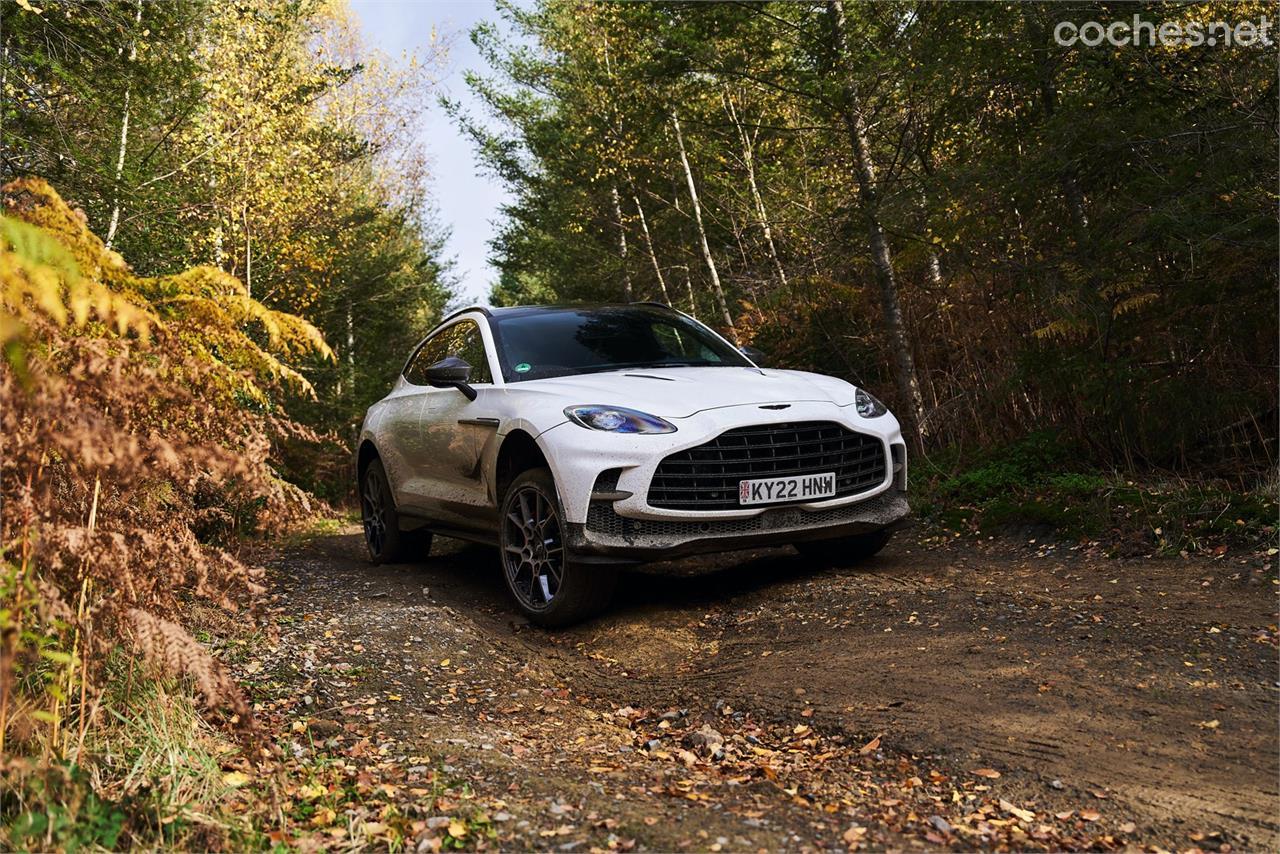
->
xmin=491 ymin=306 xmax=751 ymax=382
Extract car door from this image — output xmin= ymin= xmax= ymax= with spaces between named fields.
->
xmin=407 ymin=319 xmax=499 ymax=528
xmin=383 ymin=332 xmax=452 ymax=511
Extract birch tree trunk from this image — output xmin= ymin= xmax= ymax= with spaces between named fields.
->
xmin=671 ymin=110 xmax=735 ymax=339
xmin=675 ymin=265 xmax=698 ymax=319
xmin=600 ymin=34 xmax=633 ymax=303
xmin=240 ymin=158 xmax=253 ymax=295
xmin=926 ymin=243 xmax=944 ymax=290
xmin=243 ymin=198 xmax=252 ymax=297
xmin=610 ymin=185 xmax=633 ymax=301
xmin=724 ymin=90 xmax=789 ymax=292
xmin=346 ymin=302 xmax=355 ymax=394
xmin=104 ymin=1 xmax=143 ymax=250
xmin=670 ymin=186 xmax=698 ymax=318
xmin=827 ymin=0 xmax=926 ymax=438
xmin=918 ymin=191 xmax=944 ymax=290
xmin=632 ymin=195 xmax=671 ymax=304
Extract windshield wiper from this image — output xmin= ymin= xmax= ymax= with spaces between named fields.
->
xmin=539 ymin=361 xmax=712 ymax=379
xmin=628 ymin=361 xmax=706 ymax=368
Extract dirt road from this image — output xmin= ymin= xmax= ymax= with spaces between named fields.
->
xmin=252 ymin=528 xmax=1278 ymax=851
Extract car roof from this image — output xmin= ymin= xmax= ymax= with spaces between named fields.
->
xmin=439 ymin=302 xmax=677 ymax=326
xmin=490 ymin=302 xmax=674 ymax=319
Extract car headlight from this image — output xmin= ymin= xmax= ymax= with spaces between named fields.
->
xmin=854 ymin=388 xmax=888 ymax=418
xmin=564 ymin=405 xmax=676 ymax=434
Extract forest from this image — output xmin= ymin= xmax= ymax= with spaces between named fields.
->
xmin=0 ymin=0 xmax=1276 ymax=850
xmin=459 ymin=0 xmax=1276 ymax=472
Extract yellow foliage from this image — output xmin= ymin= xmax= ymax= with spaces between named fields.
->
xmin=1 ymin=177 xmax=330 ymax=400
xmin=1113 ymin=292 xmax=1159 ymax=317
xmin=0 ymin=181 xmax=153 ymax=348
xmin=1032 ymin=316 xmax=1091 ymax=342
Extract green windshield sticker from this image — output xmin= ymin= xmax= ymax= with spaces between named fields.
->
xmin=515 ymin=362 xmax=531 ymax=373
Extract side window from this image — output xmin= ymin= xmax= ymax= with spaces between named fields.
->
xmin=403 ymin=335 xmax=448 ymax=386
xmin=451 ymin=321 xmax=493 ymax=384
xmin=403 ymin=320 xmax=493 ymax=386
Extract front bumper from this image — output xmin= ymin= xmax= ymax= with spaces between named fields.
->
xmin=566 ymin=489 xmax=910 ymax=563
xmin=538 ymin=399 xmax=910 ymax=563
xmin=539 ymin=400 xmax=907 ymax=524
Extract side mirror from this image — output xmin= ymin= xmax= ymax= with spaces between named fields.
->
xmin=424 ymin=356 xmax=477 ymax=401
xmin=739 ymin=345 xmax=767 ymax=366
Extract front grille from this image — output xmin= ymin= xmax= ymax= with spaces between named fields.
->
xmin=647 ymin=421 xmax=886 ymax=510
xmin=585 ymin=490 xmax=907 ymax=545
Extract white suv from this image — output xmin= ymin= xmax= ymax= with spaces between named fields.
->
xmin=357 ymin=304 xmax=909 ymax=625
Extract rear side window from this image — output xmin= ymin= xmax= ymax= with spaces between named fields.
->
xmin=403 ymin=319 xmax=493 ymax=385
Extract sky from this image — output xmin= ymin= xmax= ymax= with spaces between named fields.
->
xmin=350 ymin=0 xmax=511 ymax=307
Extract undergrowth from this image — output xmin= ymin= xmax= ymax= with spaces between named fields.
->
xmin=0 ymin=178 xmax=332 ymax=849
xmin=3 ymin=666 xmax=252 ymax=850
xmin=913 ymin=431 xmax=1278 ymax=557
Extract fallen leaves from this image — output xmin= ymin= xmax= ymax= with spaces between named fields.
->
xmin=309 ymin=806 xmax=336 ymax=827
xmin=270 ymin=675 xmax=1125 ymax=854
xmin=222 ymin=770 xmax=251 ymax=787
xmin=842 ymin=824 xmax=867 ymax=846
xmin=298 ymin=782 xmax=326 ymax=800
xmin=230 ymin=540 xmax=1201 ymax=854
xmin=1000 ymin=799 xmax=1036 ymax=822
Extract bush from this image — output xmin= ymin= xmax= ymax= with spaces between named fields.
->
xmin=0 ymin=178 xmax=330 ymax=842
xmin=915 ymin=431 xmax=1277 ymax=554
xmin=4 ymin=763 xmax=126 ymax=851
xmin=929 ymin=430 xmax=1081 ymax=502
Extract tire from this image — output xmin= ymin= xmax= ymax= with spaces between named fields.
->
xmin=360 ymin=458 xmax=433 ymax=564
xmin=499 ymin=468 xmax=616 ymax=627
xmin=794 ymin=529 xmax=891 ymax=566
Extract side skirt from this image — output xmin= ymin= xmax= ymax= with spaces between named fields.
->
xmin=397 ymin=509 xmax=499 ymax=549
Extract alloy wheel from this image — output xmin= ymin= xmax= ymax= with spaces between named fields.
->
xmin=502 ymin=485 xmax=565 ymax=611
xmin=361 ymin=467 xmax=388 ymax=557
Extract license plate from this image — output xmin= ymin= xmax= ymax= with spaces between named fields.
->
xmin=738 ymin=472 xmax=836 ymax=506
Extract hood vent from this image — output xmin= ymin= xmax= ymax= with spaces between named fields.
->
xmin=622 ymin=373 xmax=677 ymax=382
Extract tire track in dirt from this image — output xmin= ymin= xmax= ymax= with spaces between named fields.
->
xmin=276 ymin=529 xmax=1279 ymax=851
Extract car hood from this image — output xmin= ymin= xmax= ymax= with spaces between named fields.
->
xmin=508 ymin=366 xmax=858 ymax=419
